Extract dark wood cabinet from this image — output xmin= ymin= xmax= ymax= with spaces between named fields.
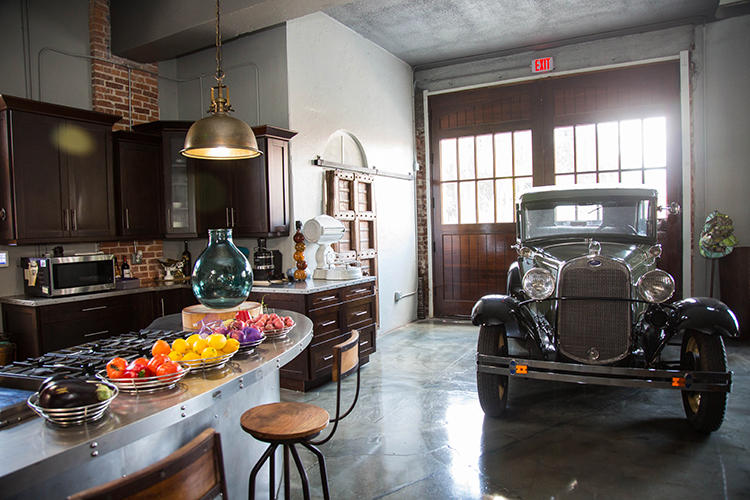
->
xmin=2 ymin=287 xmax=200 ymax=360
xmin=113 ymin=131 xmax=163 ymax=238
xmin=196 ymin=125 xmax=296 ymax=238
xmin=131 ymin=121 xmax=197 ymax=238
xmin=0 ymin=95 xmax=120 ymax=244
xmin=247 ymin=279 xmax=377 ymax=391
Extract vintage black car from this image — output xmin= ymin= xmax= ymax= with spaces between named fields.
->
xmin=472 ymin=185 xmax=739 ymax=432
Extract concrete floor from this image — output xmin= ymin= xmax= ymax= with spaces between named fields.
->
xmin=280 ymin=319 xmax=750 ymax=499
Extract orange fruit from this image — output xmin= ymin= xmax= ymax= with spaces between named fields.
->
xmin=151 ymin=339 xmax=171 ymax=357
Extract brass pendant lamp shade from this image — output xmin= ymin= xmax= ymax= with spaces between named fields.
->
xmin=181 ymin=0 xmax=262 ymax=160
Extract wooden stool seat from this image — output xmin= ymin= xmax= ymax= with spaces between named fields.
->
xmin=241 ymin=402 xmax=330 ymax=441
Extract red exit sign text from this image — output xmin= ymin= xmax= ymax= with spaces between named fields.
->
xmin=532 ymin=57 xmax=554 ymax=73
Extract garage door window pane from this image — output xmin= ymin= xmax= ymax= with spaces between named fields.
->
xmin=495 ymin=133 xmax=513 ymax=177
xmin=442 ymin=182 xmax=458 ymax=224
xmin=514 ymin=130 xmax=533 ymax=176
xmin=458 ymin=137 xmax=475 ymax=180
xmin=555 ymin=126 xmax=574 ymax=174
xmin=476 ymin=134 xmax=494 ymax=179
xmin=477 ymin=180 xmax=495 ymax=223
xmin=440 ymin=139 xmax=457 ymax=181
xmin=459 ymin=181 xmax=476 ymax=224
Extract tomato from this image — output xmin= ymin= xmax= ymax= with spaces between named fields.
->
xmin=127 ymin=357 xmax=151 ymax=378
xmin=106 ymin=357 xmax=127 ymax=379
xmin=147 ymin=354 xmax=170 ymax=375
xmin=151 ymin=339 xmax=171 ymax=357
xmin=156 ymin=360 xmax=180 ymax=378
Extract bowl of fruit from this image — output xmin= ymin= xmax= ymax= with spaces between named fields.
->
xmin=247 ymin=312 xmax=295 ymax=339
xmin=27 ymin=376 xmax=119 ymax=426
xmin=96 ymin=340 xmax=190 ymax=393
xmin=168 ymin=330 xmax=240 ymax=370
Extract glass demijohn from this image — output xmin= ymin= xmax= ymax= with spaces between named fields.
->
xmin=192 ymin=228 xmax=253 ymax=309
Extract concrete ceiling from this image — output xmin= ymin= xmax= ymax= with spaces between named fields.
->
xmin=111 ymin=0 xmax=744 ymax=68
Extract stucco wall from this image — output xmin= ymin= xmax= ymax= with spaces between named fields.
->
xmin=286 ymin=13 xmax=418 ymax=333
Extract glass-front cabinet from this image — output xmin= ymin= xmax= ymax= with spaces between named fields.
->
xmin=132 ymin=121 xmax=197 ymax=237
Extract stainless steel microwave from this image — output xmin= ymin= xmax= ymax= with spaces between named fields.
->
xmin=21 ymin=254 xmax=116 ymax=297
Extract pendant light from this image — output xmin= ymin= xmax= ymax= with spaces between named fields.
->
xmin=181 ymin=0 xmax=262 ymax=160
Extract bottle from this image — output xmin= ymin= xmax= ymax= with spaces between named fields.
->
xmin=122 ymin=256 xmax=131 ymax=278
xmin=192 ymin=228 xmax=253 ymax=309
xmin=113 ymin=256 xmax=121 ymax=279
xmin=182 ymin=241 xmax=192 ymax=277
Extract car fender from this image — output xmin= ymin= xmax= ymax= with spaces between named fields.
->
xmin=667 ymin=297 xmax=740 ymax=338
xmin=471 ymin=295 xmax=522 ymax=327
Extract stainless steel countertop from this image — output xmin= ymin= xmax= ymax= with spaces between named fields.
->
xmin=0 ymin=276 xmax=377 ymax=307
xmin=0 ymin=310 xmax=313 ymax=490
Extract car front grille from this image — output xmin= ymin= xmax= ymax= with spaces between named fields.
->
xmin=557 ymin=255 xmax=631 ymax=364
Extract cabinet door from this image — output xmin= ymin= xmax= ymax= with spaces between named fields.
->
xmin=231 ymin=156 xmax=268 ymax=236
xmin=114 ymin=132 xmax=162 ymax=237
xmin=66 ymin=120 xmax=116 ymax=239
xmin=195 ymin=159 xmax=234 ymax=235
xmin=10 ymin=111 xmax=68 ymax=240
xmin=163 ymin=131 xmax=196 ymax=236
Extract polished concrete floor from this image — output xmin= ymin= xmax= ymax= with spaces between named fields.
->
xmin=281 ymin=319 xmax=750 ymax=499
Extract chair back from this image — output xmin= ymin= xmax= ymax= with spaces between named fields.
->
xmin=67 ymin=428 xmax=227 ymax=500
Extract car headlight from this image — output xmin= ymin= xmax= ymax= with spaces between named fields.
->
xmin=637 ymin=270 xmax=675 ymax=303
xmin=522 ymin=268 xmax=555 ymax=300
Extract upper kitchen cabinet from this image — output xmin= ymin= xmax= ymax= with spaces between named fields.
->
xmin=0 ymin=95 xmax=120 ymax=244
xmin=113 ymin=131 xmax=163 ymax=238
xmin=195 ymin=125 xmax=297 ymax=239
xmin=132 ymin=121 xmax=197 ymax=238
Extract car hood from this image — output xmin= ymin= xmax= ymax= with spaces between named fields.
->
xmin=531 ymin=241 xmax=655 ymax=271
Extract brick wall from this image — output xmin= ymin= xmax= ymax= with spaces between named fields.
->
xmin=415 ymin=91 xmax=428 ymax=319
xmin=90 ymin=0 xmax=164 ymax=280
xmin=89 ymin=0 xmax=159 ymax=130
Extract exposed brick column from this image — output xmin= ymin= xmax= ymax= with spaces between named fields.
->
xmin=415 ymin=90 xmax=429 ymax=319
xmin=89 ymin=0 xmax=159 ymax=130
xmin=100 ymin=240 xmax=165 ymax=280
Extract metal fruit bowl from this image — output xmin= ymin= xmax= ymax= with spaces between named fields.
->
xmin=262 ymin=324 xmax=294 ymax=339
xmin=95 ymin=363 xmax=190 ymax=393
xmin=238 ymin=335 xmax=265 ymax=352
xmin=27 ymin=380 xmax=119 ymax=427
xmin=180 ymin=350 xmax=237 ymax=370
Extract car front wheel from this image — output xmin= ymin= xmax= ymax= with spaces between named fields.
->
xmin=477 ymin=325 xmax=509 ymax=417
xmin=680 ymin=329 xmax=728 ymax=433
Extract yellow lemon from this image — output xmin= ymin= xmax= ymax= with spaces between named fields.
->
xmin=192 ymin=338 xmax=209 ymax=355
xmin=201 ymin=347 xmax=218 ymax=359
xmin=182 ymin=352 xmax=201 ymax=366
xmin=172 ymin=338 xmax=189 ymax=354
xmin=224 ymin=338 xmax=240 ymax=353
xmin=168 ymin=350 xmax=183 ymax=361
xmin=186 ymin=334 xmax=201 ymax=347
xmin=208 ymin=333 xmax=227 ymax=350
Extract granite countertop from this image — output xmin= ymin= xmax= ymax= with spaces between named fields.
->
xmin=0 ymin=276 xmax=377 ymax=307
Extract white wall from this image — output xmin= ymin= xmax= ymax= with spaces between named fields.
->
xmin=695 ymin=15 xmax=750 ymax=297
xmin=286 ymin=13 xmax=418 ymax=333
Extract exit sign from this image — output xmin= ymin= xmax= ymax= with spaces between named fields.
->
xmin=532 ymin=57 xmax=554 ymax=73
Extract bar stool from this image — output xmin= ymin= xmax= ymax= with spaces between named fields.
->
xmin=241 ymin=330 xmax=361 ymax=500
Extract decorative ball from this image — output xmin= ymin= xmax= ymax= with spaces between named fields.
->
xmin=293 ymin=232 xmax=305 ymax=243
xmin=296 ymin=260 xmax=308 ymax=270
xmin=293 ymin=251 xmax=305 ymax=262
xmin=295 ymin=242 xmax=306 ymax=252
xmin=294 ymin=269 xmax=307 ymax=280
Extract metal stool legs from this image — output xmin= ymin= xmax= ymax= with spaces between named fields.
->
xmin=249 ymin=441 xmax=323 ymax=500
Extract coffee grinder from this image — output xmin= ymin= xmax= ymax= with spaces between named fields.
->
xmin=253 ymin=238 xmax=275 ymax=282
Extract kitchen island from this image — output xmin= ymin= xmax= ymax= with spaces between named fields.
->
xmin=0 ymin=310 xmax=313 ymax=500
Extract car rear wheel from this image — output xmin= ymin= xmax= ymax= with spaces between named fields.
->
xmin=477 ymin=325 xmax=509 ymax=417
xmin=680 ymin=329 xmax=728 ymax=433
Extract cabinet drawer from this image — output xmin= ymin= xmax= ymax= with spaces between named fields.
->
xmin=310 ymin=309 xmax=341 ymax=340
xmin=357 ymin=325 xmax=376 ymax=358
xmin=343 ymin=282 xmax=374 ymax=302
xmin=39 ymin=296 xmax=133 ymax=324
xmin=310 ymin=331 xmax=351 ymax=377
xmin=308 ymin=289 xmax=341 ymax=311
xmin=41 ymin=310 xmax=134 ymax=352
xmin=345 ymin=299 xmax=374 ymax=330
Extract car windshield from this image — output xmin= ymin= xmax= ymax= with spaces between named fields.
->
xmin=520 ymin=195 xmax=656 ymax=243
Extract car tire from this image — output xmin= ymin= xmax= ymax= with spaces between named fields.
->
xmin=477 ymin=324 xmax=509 ymax=417
xmin=680 ymin=329 xmax=728 ymax=433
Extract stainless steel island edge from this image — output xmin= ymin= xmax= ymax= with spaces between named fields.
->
xmin=0 ymin=310 xmax=313 ymax=500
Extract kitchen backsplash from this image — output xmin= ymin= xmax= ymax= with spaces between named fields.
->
xmin=99 ymin=240 xmax=164 ymax=280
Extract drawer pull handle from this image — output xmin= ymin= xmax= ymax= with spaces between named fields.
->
xmin=81 ymin=306 xmax=107 ymax=312
xmin=318 ymin=295 xmax=337 ymax=302
xmin=350 ymin=288 xmax=369 ymax=294
xmin=359 ymin=340 xmax=368 ymax=346
xmin=84 ymin=330 xmax=109 ymax=337
xmin=353 ymin=311 xmax=368 ymax=317
xmin=322 ymin=354 xmax=333 ymax=361
xmin=319 ymin=320 xmax=336 ymax=327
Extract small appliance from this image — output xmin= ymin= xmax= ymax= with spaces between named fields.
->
xmin=302 ymin=215 xmax=363 ymax=280
xmin=253 ymin=238 xmax=275 ymax=282
xmin=21 ymin=253 xmax=116 ymax=297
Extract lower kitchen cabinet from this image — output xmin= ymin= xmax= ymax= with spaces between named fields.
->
xmin=248 ymin=278 xmax=377 ymax=391
xmin=1 ymin=287 xmax=200 ymax=360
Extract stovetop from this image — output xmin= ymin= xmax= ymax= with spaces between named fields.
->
xmin=0 ymin=329 xmax=188 ymax=389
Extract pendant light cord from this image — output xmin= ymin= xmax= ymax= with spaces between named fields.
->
xmin=215 ymin=0 xmax=224 ymax=85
